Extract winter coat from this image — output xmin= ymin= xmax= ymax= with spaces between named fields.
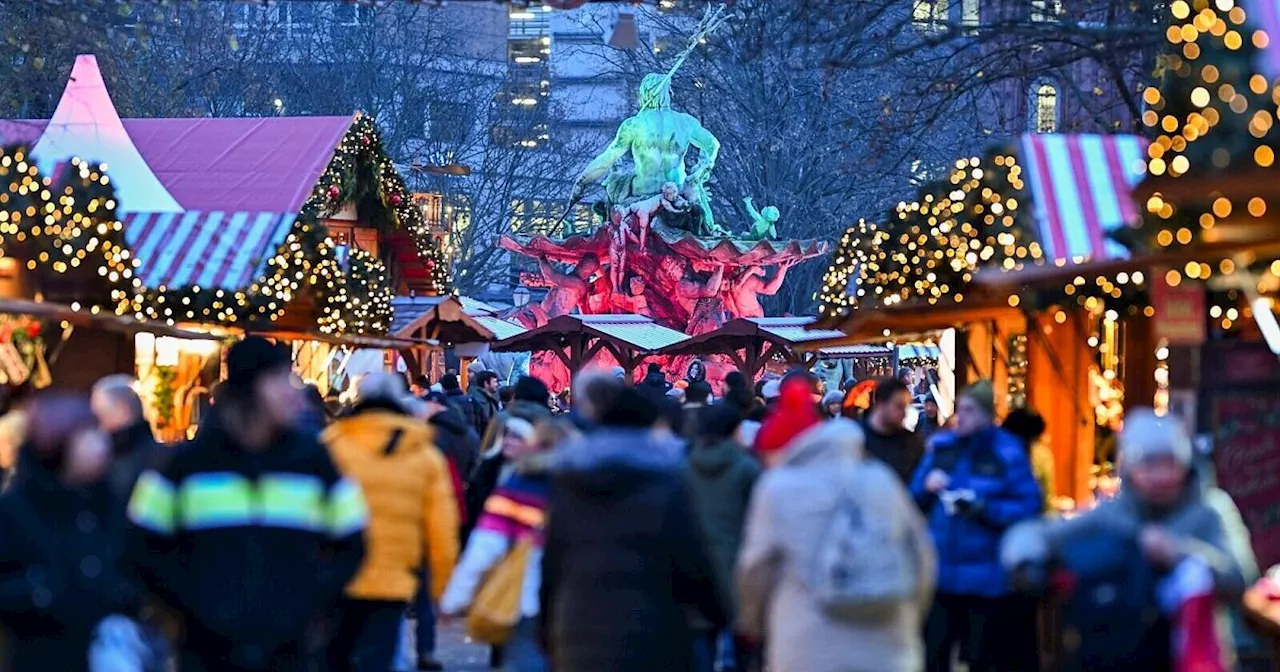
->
xmin=636 ymin=372 xmax=670 ymax=400
xmin=909 ymin=425 xmax=1042 ymax=597
xmin=106 ymin=421 xmax=161 ymax=511
xmin=445 ymin=388 xmax=486 ymax=442
xmin=1002 ymin=476 xmax=1250 ymax=670
xmin=469 ymin=387 xmax=500 ymax=433
xmin=860 ymin=416 xmax=925 ymax=484
xmin=540 ymin=429 xmax=730 ymax=672
xmin=686 ymin=438 xmax=761 ymax=626
xmin=323 ymin=404 xmax=459 ymax=602
xmin=0 ymin=451 xmax=138 ymax=672
xmin=429 ymin=405 xmax=481 ymax=506
xmin=737 ymin=420 xmax=935 ymax=672
xmin=125 ymin=416 xmax=365 ymax=669
xmin=441 ymin=458 xmax=550 ymax=619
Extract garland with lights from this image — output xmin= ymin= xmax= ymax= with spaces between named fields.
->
xmin=129 ymin=113 xmax=447 ymax=335
xmin=0 ymin=146 xmax=140 ymax=310
xmin=818 ymin=149 xmax=1039 ymax=315
xmin=309 ymin=113 xmax=449 ymax=292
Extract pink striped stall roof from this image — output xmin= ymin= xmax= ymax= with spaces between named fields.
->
xmin=123 ymin=211 xmax=295 ymax=291
xmin=1019 ymin=134 xmax=1148 ymax=263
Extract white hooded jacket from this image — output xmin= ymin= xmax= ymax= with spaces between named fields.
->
xmin=736 ymin=419 xmax=936 ymax=672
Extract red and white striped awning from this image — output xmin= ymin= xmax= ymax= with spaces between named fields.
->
xmin=1019 ymin=134 xmax=1148 ymax=263
xmin=124 ymin=211 xmax=295 ymax=290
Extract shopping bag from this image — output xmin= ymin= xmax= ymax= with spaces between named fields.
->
xmin=393 ymin=615 xmax=415 ymax=672
xmin=89 ymin=614 xmax=171 ymax=672
xmin=466 ymin=536 xmax=533 ymax=645
xmin=1159 ymin=558 xmax=1226 ymax=672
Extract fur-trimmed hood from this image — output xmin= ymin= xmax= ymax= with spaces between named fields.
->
xmin=549 ymin=428 xmax=684 ymax=499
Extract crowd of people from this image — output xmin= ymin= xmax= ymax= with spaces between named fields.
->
xmin=0 ymin=337 xmax=1259 ymax=672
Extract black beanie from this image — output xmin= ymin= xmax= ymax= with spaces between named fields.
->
xmin=512 ymin=375 xmax=551 ymax=408
xmin=224 ymin=337 xmax=290 ymax=399
xmin=600 ymin=386 xmax=660 ymax=428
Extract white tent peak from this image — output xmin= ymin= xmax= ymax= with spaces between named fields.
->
xmin=32 ymin=54 xmax=182 ymax=214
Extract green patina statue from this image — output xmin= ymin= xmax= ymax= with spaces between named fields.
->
xmin=743 ymin=196 xmax=779 ymax=240
xmin=570 ymin=4 xmax=734 ymax=238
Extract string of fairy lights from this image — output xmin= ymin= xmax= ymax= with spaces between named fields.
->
xmin=0 ymin=112 xmax=448 ymax=337
xmin=818 ymin=149 xmax=1039 ymax=316
xmin=0 ymin=148 xmax=139 ymax=310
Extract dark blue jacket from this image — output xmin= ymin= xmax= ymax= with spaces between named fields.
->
xmin=909 ymin=425 xmax=1042 ymax=597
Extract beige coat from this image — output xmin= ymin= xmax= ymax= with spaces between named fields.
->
xmin=736 ymin=419 xmax=936 ymax=672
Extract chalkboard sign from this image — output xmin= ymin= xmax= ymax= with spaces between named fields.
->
xmin=1213 ymin=393 xmax=1280 ymax=569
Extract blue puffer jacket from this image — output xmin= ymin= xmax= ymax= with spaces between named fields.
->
xmin=909 ymin=426 xmax=1042 ymax=598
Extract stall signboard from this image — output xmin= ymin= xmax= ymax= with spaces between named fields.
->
xmin=1213 ymin=393 xmax=1280 ymax=568
xmin=1152 ymin=276 xmax=1206 ymax=345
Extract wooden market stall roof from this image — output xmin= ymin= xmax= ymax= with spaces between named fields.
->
xmin=491 ymin=314 xmax=688 ymax=373
xmin=659 ymin=317 xmax=889 ymax=377
xmin=391 ymin=295 xmax=498 ymax=345
xmin=809 ymin=296 xmax=1022 ymax=346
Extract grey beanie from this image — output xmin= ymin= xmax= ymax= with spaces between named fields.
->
xmin=1119 ymin=407 xmax=1192 ymax=469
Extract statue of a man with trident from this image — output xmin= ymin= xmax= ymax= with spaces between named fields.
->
xmin=569 ymin=4 xmax=733 ymax=238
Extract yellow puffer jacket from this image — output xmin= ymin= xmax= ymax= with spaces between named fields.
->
xmin=324 ymin=409 xmax=459 ymax=602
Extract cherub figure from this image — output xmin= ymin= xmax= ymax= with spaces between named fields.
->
xmin=743 ymin=196 xmax=780 ymax=240
xmin=611 ymin=275 xmax=650 ymax=315
xmin=625 ymin=181 xmax=690 ymax=249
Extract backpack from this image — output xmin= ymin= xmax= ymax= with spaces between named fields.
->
xmin=810 ymin=466 xmax=919 ymax=619
xmin=1054 ymin=530 xmax=1170 ymax=670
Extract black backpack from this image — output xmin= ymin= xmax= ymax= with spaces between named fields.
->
xmin=1054 ymin=530 xmax=1171 ymax=671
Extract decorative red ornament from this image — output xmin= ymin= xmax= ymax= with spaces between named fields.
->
xmin=328 ymin=185 xmax=340 ymax=200
xmin=389 ymin=193 xmax=402 ymax=206
xmin=361 ymin=135 xmax=371 ymax=147
xmin=24 ymin=321 xmax=40 ymax=338
xmin=424 ymin=259 xmax=435 ymax=270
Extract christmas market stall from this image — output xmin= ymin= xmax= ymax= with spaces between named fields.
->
xmin=656 ymin=316 xmax=892 ymax=384
xmin=391 ymin=294 xmax=527 ymax=387
xmin=490 ymin=314 xmax=688 ymax=390
xmin=813 ymin=134 xmax=1148 ymax=508
xmin=0 ymin=55 xmax=452 ymax=436
xmin=1122 ymin=0 xmax=1280 ymax=579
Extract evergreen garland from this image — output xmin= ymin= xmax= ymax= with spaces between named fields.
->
xmin=818 ymin=148 xmax=1039 ymax=314
xmin=0 ymin=146 xmax=140 ymax=311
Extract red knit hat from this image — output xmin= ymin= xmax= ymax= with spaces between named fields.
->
xmin=754 ymin=376 xmax=821 ymax=457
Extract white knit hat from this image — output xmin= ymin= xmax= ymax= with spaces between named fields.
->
xmin=1119 ymin=407 xmax=1193 ymax=469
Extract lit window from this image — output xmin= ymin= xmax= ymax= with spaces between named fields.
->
xmin=913 ymin=0 xmax=949 ymax=32
xmin=1034 ymin=83 xmax=1059 ymax=133
xmin=961 ymin=0 xmax=980 ymax=27
xmin=1031 ymin=0 xmax=1062 ymax=22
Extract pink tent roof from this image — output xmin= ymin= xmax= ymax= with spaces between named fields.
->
xmin=32 ymin=55 xmax=181 ymax=212
xmin=123 ymin=117 xmax=352 ymax=212
xmin=0 ymin=116 xmax=352 ymax=213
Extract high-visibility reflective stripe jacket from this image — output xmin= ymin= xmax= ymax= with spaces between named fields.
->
xmin=126 ymin=413 xmax=367 ymax=664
